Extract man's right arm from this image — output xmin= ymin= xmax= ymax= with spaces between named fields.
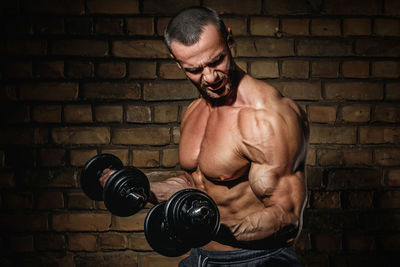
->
xmin=149 ymin=172 xmax=195 ymax=204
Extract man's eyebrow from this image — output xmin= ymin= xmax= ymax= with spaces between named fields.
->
xmin=181 ymin=52 xmax=226 ymax=71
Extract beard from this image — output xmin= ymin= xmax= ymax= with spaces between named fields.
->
xmin=190 ymin=53 xmax=236 ymax=101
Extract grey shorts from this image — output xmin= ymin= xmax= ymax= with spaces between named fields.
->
xmin=178 ymin=246 xmax=302 ymax=267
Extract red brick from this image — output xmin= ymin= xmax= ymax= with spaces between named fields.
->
xmin=236 ymin=38 xmax=294 ymax=57
xmin=325 ymin=82 xmax=383 ymax=100
xmin=374 ymin=18 xmax=400 ymax=36
xmin=25 ymin=0 xmax=85 ymax=14
xmin=101 ymin=149 xmax=129 ymax=165
xmin=385 ymin=0 xmax=400 ymax=15
xmin=100 ymin=233 xmax=127 ymax=249
xmin=324 ymin=0 xmax=381 ymax=15
xmin=65 ymin=17 xmax=93 ymax=35
xmin=20 ymin=82 xmax=78 ymax=101
xmin=306 ymin=147 xmax=316 ymax=166
xmin=64 ymin=105 xmax=93 ymax=123
xmin=143 ymin=0 xmax=199 ymax=14
xmin=112 ymin=209 xmax=148 ymax=231
xmin=223 ymin=17 xmax=247 ymax=36
xmin=263 ymin=0 xmax=316 ymax=15
xmin=0 ymin=84 xmax=18 ymax=101
xmin=9 ymin=235 xmax=34 ymax=252
xmin=52 ymin=127 xmax=110 ymax=145
xmin=34 ymin=127 xmax=49 ymax=145
xmin=5 ymin=61 xmax=32 ymax=78
xmin=51 ymin=40 xmax=108 ymax=57
xmin=7 ymin=40 xmax=47 ymax=56
xmin=87 ymin=0 xmax=139 ymax=14
xmin=342 ymin=61 xmax=370 ymax=78
xmin=139 ymin=254 xmax=187 ymax=267
xmin=129 ymin=61 xmax=157 ymax=79
xmin=250 ymin=17 xmax=279 ymax=36
xmin=95 ymin=18 xmax=124 ymax=35
xmin=36 ymin=234 xmax=66 ymax=251
xmin=205 ymin=0 xmax=261 ymax=14
xmin=154 ymin=105 xmax=179 ymax=123
xmin=314 ymin=233 xmax=342 ymax=252
xmin=0 ymin=128 xmax=34 ymax=145
xmin=126 ymin=106 xmax=152 ymax=123
xmin=48 ymin=169 xmax=78 ymax=188
xmin=35 ymin=61 xmax=64 ymax=78
xmin=340 ymin=104 xmax=370 ymax=122
xmin=162 ymin=148 xmax=179 ymax=167
xmin=249 ymin=61 xmax=279 ymax=78
xmin=346 ymin=234 xmax=376 ymax=251
xmin=356 ymin=39 xmax=400 ymax=57
xmin=1 ymin=214 xmax=48 ymax=231
xmin=95 ymin=105 xmax=123 ymax=123
xmin=372 ymin=61 xmax=400 ymax=78
xmin=308 ymin=105 xmax=336 ymax=123
xmin=66 ymin=61 xmax=94 ymax=78
xmin=282 ymin=19 xmax=309 ymax=36
xmin=143 ymin=81 xmax=199 ymax=101
xmin=311 ymin=19 xmax=340 ymax=36
xmin=52 ymin=213 xmax=111 ymax=231
xmin=113 ymin=40 xmax=169 ymax=58
xmin=386 ymin=83 xmax=400 ymax=100
xmin=343 ymin=149 xmax=373 ymax=166
xmin=68 ymin=233 xmax=97 ymax=251
xmin=97 ymin=62 xmax=126 ymax=79
xmin=82 ymin=82 xmax=141 ymax=100
xmin=68 ymin=192 xmax=94 ymax=209
xmin=375 ymin=149 xmax=400 ymax=166
xmin=387 ymin=169 xmax=400 ymax=187
xmin=297 ymin=39 xmax=352 ymax=56
xmin=75 ymin=251 xmax=138 ymax=266
xmin=374 ymin=105 xmax=400 ymax=122
xmin=360 ymin=126 xmax=400 ymax=144
xmin=282 ymin=60 xmax=309 ymax=79
xmin=35 ymin=17 xmax=64 ymax=35
xmin=40 ymin=149 xmax=66 ymax=167
xmin=311 ymin=61 xmax=339 ymax=78
xmin=70 ymin=149 xmax=97 ymax=167
xmin=310 ymin=126 xmax=356 ymax=144
xmin=271 ymin=81 xmax=321 ymax=100
xmin=343 ymin=18 xmax=371 ymax=36
xmin=37 ymin=192 xmax=64 ymax=210
xmin=159 ymin=62 xmax=186 ymax=79
xmin=132 ymin=150 xmax=160 ymax=167
xmin=126 ymin=18 xmax=154 ymax=35
xmin=156 ymin=17 xmax=170 ymax=36
xmin=113 ymin=127 xmax=170 ymax=145
xmin=348 ymin=191 xmax=374 ymax=209
xmin=317 ymin=149 xmax=342 ymax=166
xmin=128 ymin=232 xmax=152 ymax=251
xmin=1 ymin=103 xmax=30 ymax=124
xmin=3 ymin=192 xmax=33 ymax=209
xmin=379 ymin=191 xmax=400 ymax=208
xmin=313 ymin=192 xmax=341 ymax=209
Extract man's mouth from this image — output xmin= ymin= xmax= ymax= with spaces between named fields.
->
xmin=206 ymin=79 xmax=226 ymax=91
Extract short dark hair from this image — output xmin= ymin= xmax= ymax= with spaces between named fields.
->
xmin=164 ymin=6 xmax=228 ymax=53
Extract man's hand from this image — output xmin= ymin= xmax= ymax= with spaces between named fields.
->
xmin=99 ymin=168 xmax=116 ymax=188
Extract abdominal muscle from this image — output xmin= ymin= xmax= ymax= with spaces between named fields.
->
xmin=188 ymin=167 xmax=266 ymax=251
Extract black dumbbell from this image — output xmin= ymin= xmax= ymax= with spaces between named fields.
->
xmin=80 ymin=154 xmax=150 ymax=217
xmin=144 ymin=188 xmax=220 ymax=257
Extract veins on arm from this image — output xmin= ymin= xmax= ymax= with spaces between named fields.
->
xmin=149 ymin=172 xmax=194 ymax=204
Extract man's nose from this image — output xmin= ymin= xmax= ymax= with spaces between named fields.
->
xmin=202 ymin=67 xmax=217 ymax=84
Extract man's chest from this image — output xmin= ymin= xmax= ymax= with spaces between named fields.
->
xmin=179 ymin=107 xmax=249 ymax=181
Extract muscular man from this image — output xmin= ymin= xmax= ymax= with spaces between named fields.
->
xmin=102 ymin=6 xmax=309 ymax=266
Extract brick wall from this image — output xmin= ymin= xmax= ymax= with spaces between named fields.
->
xmin=1 ymin=0 xmax=399 ymax=266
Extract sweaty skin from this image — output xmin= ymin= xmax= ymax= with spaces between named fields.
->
xmin=149 ymin=24 xmax=310 ymax=251
xmin=100 ymin=24 xmax=309 ymax=251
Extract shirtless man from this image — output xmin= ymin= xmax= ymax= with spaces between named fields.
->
xmin=101 ymin=6 xmax=309 ymax=266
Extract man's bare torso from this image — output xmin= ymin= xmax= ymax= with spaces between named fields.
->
xmin=179 ymin=74 xmax=308 ymax=250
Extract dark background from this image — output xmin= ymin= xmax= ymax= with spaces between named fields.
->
xmin=1 ymin=0 xmax=399 ymax=266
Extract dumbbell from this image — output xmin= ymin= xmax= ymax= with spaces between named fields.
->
xmin=80 ymin=153 xmax=150 ymax=217
xmin=145 ymin=188 xmax=220 ymax=257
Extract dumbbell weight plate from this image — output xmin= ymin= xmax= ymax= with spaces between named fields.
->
xmin=144 ymin=202 xmax=190 ymax=257
xmin=80 ymin=154 xmax=123 ymax=201
xmin=103 ymin=167 xmax=150 ymax=217
xmin=165 ymin=189 xmax=220 ymax=248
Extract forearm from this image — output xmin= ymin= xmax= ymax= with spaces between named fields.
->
xmin=149 ymin=172 xmax=194 ymax=204
xmin=223 ymin=205 xmax=300 ymax=245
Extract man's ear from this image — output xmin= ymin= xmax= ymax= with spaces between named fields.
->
xmin=227 ymin=27 xmax=235 ymax=48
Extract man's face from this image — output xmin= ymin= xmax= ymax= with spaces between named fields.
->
xmin=170 ymin=24 xmax=235 ymax=100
